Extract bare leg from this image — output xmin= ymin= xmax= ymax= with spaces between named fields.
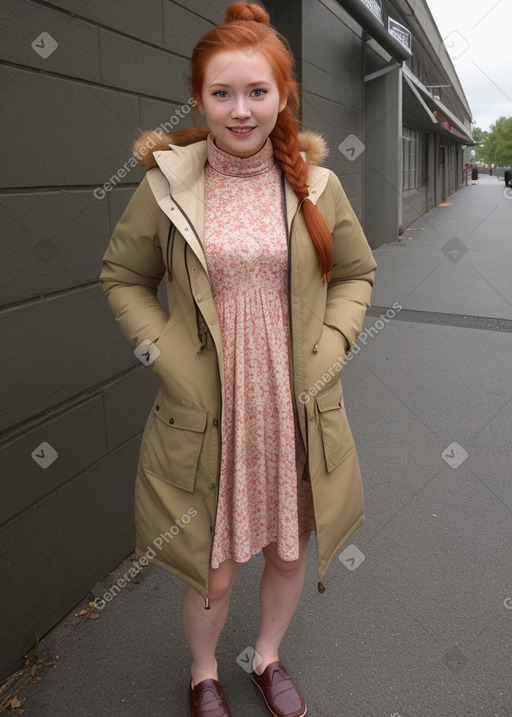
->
xmin=182 ymin=559 xmax=238 ymax=686
xmin=254 ymin=531 xmax=311 ymax=672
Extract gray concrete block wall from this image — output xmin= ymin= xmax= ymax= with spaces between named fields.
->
xmin=0 ymin=0 xmax=233 ymax=680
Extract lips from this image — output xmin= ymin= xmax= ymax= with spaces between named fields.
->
xmin=228 ymin=127 xmax=255 ymax=134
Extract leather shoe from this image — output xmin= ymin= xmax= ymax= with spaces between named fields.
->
xmin=189 ymin=678 xmax=231 ymax=717
xmin=251 ymin=661 xmax=307 ymax=717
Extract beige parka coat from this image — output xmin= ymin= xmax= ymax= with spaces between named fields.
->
xmin=100 ymin=130 xmax=377 ymax=604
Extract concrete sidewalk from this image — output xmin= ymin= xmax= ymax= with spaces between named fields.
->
xmin=5 ymin=174 xmax=512 ymax=716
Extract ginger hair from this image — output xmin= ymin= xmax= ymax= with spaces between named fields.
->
xmin=179 ymin=2 xmax=333 ymax=277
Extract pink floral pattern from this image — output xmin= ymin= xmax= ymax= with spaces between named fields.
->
xmin=204 ymin=135 xmax=316 ymax=568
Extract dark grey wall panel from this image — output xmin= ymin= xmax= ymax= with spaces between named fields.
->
xmin=0 ymin=287 xmax=136 ymax=431
xmin=46 ymin=0 xmax=164 ymax=46
xmin=163 ymin=2 xmax=213 ymax=56
xmin=0 ymin=191 xmax=110 ymax=304
xmin=0 ymin=438 xmax=140 ymax=677
xmin=1 ymin=0 xmax=101 ymax=81
xmin=99 ymin=29 xmax=189 ymax=101
xmin=300 ymin=0 xmax=364 ymax=216
xmin=0 ymin=68 xmax=140 ymax=188
xmin=302 ymin=90 xmax=363 ymax=134
xmin=302 ymin=60 xmax=362 ymax=111
xmin=139 ymin=97 xmax=198 ymax=135
xmin=303 ymin=1 xmax=363 ymax=89
xmin=0 ymin=397 xmax=105 ymax=525
xmin=103 ymin=368 xmax=159 ymax=451
xmin=170 ymin=0 xmax=232 ymax=23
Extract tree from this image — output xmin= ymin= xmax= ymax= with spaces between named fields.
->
xmin=469 ymin=126 xmax=489 ymax=163
xmin=484 ymin=116 xmax=512 ymax=166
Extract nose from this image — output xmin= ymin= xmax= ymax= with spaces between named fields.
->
xmin=231 ymin=96 xmax=251 ymax=119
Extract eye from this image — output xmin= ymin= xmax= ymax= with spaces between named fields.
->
xmin=251 ymin=88 xmax=267 ymax=98
xmin=213 ymin=90 xmax=229 ymax=99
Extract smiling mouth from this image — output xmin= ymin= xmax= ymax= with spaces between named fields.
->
xmin=228 ymin=127 xmax=255 ymax=134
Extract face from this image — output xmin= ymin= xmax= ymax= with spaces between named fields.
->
xmin=197 ymin=48 xmax=287 ymax=158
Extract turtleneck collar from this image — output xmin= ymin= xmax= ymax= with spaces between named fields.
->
xmin=206 ymin=133 xmax=275 ymax=177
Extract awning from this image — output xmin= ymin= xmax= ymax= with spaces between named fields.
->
xmin=335 ymin=0 xmax=411 ymax=61
xmin=403 ymin=66 xmax=473 ymax=143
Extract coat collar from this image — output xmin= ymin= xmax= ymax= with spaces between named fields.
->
xmin=145 ymin=136 xmax=331 ymax=272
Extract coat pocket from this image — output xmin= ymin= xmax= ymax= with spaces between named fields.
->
xmin=141 ymin=393 xmax=207 ymax=492
xmin=316 ymin=381 xmax=355 ymax=473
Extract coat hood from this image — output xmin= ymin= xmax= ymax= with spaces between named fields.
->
xmin=133 ymin=128 xmax=329 ymax=169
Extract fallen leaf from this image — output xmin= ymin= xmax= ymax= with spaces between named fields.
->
xmin=88 ymin=612 xmax=101 ymax=620
xmin=10 ymin=697 xmax=22 ymax=708
xmin=76 ymin=609 xmax=88 ymax=616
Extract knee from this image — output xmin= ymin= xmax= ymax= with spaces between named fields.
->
xmin=208 ymin=562 xmax=238 ymax=602
xmin=264 ymin=549 xmax=304 ymax=578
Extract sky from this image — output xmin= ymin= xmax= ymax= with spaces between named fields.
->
xmin=425 ymin=0 xmax=512 ymax=131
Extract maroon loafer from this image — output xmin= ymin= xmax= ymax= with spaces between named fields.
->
xmin=189 ymin=678 xmax=232 ymax=717
xmin=251 ymin=661 xmax=307 ymax=717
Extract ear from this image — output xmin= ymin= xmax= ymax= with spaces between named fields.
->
xmin=195 ymin=95 xmax=205 ymax=115
xmin=278 ymin=95 xmax=287 ymax=113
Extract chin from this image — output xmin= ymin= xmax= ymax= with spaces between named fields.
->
xmin=221 ymin=134 xmax=266 ymax=158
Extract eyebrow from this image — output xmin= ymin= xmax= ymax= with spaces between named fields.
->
xmin=207 ymin=81 xmax=272 ymax=89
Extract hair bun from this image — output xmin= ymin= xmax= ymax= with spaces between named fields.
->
xmin=224 ymin=3 xmax=270 ymax=26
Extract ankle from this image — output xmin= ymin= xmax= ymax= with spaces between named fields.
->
xmin=191 ymin=661 xmax=219 ymax=688
xmin=253 ymin=648 xmax=279 ymax=675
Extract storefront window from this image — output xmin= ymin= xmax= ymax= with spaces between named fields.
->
xmin=403 ymin=126 xmax=427 ymax=191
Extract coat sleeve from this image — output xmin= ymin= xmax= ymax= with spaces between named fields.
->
xmin=99 ymin=174 xmax=170 ymax=348
xmin=321 ymin=172 xmax=377 ymax=350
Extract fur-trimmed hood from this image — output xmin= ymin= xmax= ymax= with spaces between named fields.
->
xmin=133 ymin=129 xmax=329 ymax=169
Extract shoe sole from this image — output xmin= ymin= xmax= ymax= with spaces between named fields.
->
xmin=251 ymin=673 xmax=307 ymax=717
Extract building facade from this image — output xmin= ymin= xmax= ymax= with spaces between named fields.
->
xmin=0 ymin=0 xmax=471 ymax=678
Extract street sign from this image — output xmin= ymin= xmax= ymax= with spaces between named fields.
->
xmin=388 ymin=17 xmax=412 ymax=53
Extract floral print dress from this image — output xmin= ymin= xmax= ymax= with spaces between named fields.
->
xmin=204 ymin=134 xmax=315 ymax=569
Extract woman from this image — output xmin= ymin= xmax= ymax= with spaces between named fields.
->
xmin=100 ymin=4 xmax=376 ymax=716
